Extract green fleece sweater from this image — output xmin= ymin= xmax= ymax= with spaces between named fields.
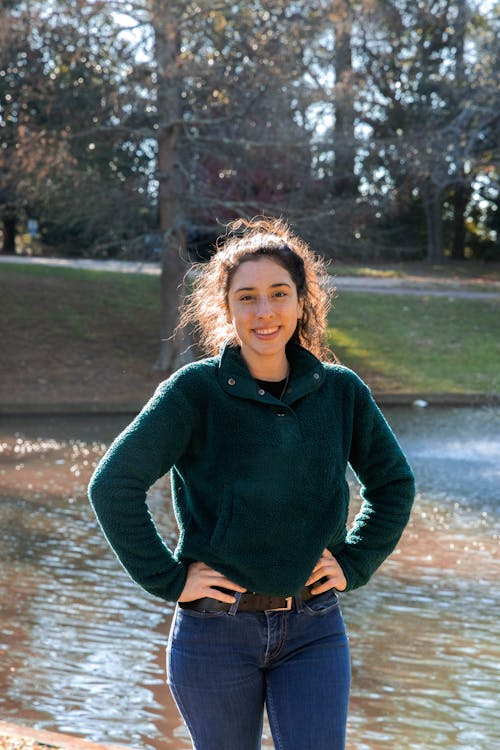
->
xmin=88 ymin=343 xmax=415 ymax=601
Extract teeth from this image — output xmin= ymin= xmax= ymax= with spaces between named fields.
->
xmin=255 ymin=327 xmax=278 ymax=335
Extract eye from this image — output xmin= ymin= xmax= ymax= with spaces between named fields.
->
xmin=273 ymin=290 xmax=288 ymax=298
xmin=239 ymin=294 xmax=254 ymax=302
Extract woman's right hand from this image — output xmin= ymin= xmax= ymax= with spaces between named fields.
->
xmin=178 ymin=561 xmax=247 ymax=604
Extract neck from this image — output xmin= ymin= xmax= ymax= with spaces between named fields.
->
xmin=241 ymin=352 xmax=289 ymax=382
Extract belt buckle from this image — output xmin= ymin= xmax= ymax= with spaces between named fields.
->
xmin=270 ymin=596 xmax=293 ymax=612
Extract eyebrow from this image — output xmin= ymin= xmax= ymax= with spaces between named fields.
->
xmin=234 ymin=282 xmax=292 ymax=293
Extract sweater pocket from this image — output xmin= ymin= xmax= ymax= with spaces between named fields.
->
xmin=208 ymin=477 xmax=347 ymax=568
xmin=210 ymin=487 xmax=235 ymax=550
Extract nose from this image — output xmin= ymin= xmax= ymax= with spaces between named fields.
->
xmin=255 ymin=296 xmax=274 ymax=317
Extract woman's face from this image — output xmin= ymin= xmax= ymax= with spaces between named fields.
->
xmin=226 ymin=257 xmax=303 ymax=374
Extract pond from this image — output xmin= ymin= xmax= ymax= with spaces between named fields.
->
xmin=0 ymin=407 xmax=498 ymax=749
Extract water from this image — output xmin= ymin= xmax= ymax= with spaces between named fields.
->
xmin=0 ymin=408 xmax=498 ymax=749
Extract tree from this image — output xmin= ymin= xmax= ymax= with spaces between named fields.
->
xmin=331 ymin=0 xmax=358 ymax=197
xmin=148 ymin=0 xmax=188 ymax=370
xmin=0 ymin=2 xmax=48 ymax=252
xmin=0 ymin=0 xmax=157 ymax=256
xmin=355 ymin=0 xmax=499 ymax=260
xmin=114 ymin=0 xmax=320 ymax=370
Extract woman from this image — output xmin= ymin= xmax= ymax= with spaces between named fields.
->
xmin=88 ymin=217 xmax=415 ymax=750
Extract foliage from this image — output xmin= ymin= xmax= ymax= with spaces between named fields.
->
xmin=1 ymin=0 xmax=497 ymax=261
xmin=0 ymin=1 xmax=156 ymax=255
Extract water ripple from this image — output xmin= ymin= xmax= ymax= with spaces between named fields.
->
xmin=1 ymin=410 xmax=499 ymax=750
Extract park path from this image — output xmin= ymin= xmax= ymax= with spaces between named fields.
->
xmin=1 ymin=254 xmax=499 ymax=300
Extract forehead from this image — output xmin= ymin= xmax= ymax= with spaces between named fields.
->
xmin=229 ymin=257 xmax=294 ymax=290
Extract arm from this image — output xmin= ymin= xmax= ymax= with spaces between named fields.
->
xmin=333 ymin=381 xmax=415 ymax=591
xmin=88 ymin=381 xmax=194 ymax=602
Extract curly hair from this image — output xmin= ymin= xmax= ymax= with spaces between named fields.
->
xmin=179 ymin=216 xmax=335 ymax=361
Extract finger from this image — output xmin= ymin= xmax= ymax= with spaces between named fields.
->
xmin=309 ymin=549 xmax=334 ymax=576
xmin=179 ymin=580 xmax=242 ymax=604
xmin=309 ymin=579 xmax=337 ymax=595
xmin=306 ymin=570 xmax=318 ymax=585
xmin=306 ymin=569 xmax=329 ymax=586
xmin=207 ymin=587 xmax=239 ymax=604
xmin=204 ymin=571 xmax=247 ymax=592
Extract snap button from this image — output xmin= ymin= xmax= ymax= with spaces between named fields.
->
xmin=228 ymin=378 xmax=236 ymax=386
xmin=313 ymin=373 xmax=320 ymax=380
xmin=257 ymin=388 xmax=265 ymax=396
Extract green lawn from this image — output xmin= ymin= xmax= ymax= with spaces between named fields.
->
xmin=332 ymin=259 xmax=500 ymax=283
xmin=0 ymin=262 xmax=160 ymax=343
xmin=328 ymin=291 xmax=499 ymax=394
xmin=1 ymin=263 xmax=498 ymax=396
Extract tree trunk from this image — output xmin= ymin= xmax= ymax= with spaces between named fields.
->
xmin=450 ymin=182 xmax=469 ymax=261
xmin=450 ymin=2 xmax=468 ymax=262
xmin=150 ymin=1 xmax=192 ymax=372
xmin=423 ymin=187 xmax=444 ymax=262
xmin=1 ymin=213 xmax=17 ymax=254
xmin=332 ymin=1 xmax=357 ymax=196
xmin=155 ymin=235 xmax=191 ymax=372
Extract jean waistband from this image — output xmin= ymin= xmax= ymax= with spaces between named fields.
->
xmin=178 ymin=586 xmax=315 ymax=614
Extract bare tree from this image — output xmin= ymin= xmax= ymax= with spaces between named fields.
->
xmin=332 ymin=0 xmax=358 ymax=197
xmin=355 ymin=0 xmax=499 ymax=260
xmin=149 ymin=1 xmax=190 ymax=371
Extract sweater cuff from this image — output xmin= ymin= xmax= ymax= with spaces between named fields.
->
xmin=331 ymin=548 xmax=367 ymax=593
xmin=146 ymin=560 xmax=188 ymax=603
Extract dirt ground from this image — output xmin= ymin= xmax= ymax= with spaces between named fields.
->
xmin=1 ymin=322 xmax=165 ymax=411
xmin=0 ymin=723 xmax=132 ymax=750
xmin=2 ymin=344 xmax=163 ymax=411
xmin=1 ymin=266 xmax=166 ymax=411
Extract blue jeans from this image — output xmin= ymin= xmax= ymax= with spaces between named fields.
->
xmin=167 ymin=589 xmax=351 ymax=750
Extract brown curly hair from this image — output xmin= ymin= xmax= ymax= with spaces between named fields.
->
xmin=179 ymin=216 xmax=335 ymax=361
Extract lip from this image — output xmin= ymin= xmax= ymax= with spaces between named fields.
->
xmin=253 ymin=326 xmax=280 ymax=338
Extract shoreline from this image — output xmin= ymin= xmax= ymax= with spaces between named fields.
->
xmin=1 ymin=392 xmax=498 ymax=417
xmin=0 ymin=721 xmax=135 ymax=750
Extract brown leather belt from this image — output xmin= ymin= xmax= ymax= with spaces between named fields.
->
xmin=178 ymin=587 xmax=314 ymax=613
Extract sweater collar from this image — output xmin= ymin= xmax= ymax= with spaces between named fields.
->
xmin=217 ymin=341 xmax=325 ymax=404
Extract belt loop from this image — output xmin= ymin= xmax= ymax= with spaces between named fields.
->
xmin=228 ymin=591 xmax=242 ymax=616
xmin=294 ymin=592 xmax=304 ymax=613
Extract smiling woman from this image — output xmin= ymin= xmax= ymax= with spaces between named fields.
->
xmin=88 ymin=216 xmax=415 ymax=750
xmin=225 ymin=258 xmax=303 ymax=380
xmin=179 ymin=216 xmax=333 ymax=363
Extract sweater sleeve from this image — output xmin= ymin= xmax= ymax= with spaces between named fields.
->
xmin=333 ymin=379 xmax=415 ymax=591
xmin=88 ymin=379 xmax=195 ymax=602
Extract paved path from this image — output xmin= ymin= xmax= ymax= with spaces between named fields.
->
xmin=1 ymin=255 xmax=499 ymax=300
xmin=329 ymin=275 xmax=500 ymax=299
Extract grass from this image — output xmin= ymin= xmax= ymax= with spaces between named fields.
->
xmin=331 ymin=264 xmax=406 ymax=278
xmin=332 ymin=259 xmax=500 ymax=284
xmin=328 ymin=292 xmax=500 ymax=394
xmin=1 ymin=262 xmax=159 ymax=338
xmin=0 ymin=264 xmax=162 ymax=405
xmin=1 ymin=263 xmax=499 ymax=399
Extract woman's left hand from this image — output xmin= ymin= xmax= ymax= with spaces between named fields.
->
xmin=306 ymin=548 xmax=347 ymax=594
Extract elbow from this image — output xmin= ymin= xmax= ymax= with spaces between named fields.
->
xmin=88 ymin=467 xmax=106 ymax=511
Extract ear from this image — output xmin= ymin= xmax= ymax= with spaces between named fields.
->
xmin=297 ymin=297 xmax=304 ymax=319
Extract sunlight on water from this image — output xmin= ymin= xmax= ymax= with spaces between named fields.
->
xmin=0 ymin=409 xmax=498 ymax=750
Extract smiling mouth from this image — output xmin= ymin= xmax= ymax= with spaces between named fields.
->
xmin=254 ymin=327 xmax=279 ymax=336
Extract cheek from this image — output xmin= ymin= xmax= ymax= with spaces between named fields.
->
xmin=226 ymin=308 xmax=247 ymax=335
